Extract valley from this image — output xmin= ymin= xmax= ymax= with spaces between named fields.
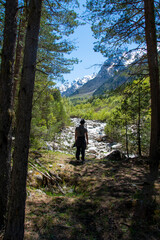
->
xmin=0 ymin=1 xmax=159 ymax=239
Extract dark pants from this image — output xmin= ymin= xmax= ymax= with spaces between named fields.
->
xmin=76 ymin=136 xmax=86 ymax=161
xmin=76 ymin=146 xmax=85 ymax=161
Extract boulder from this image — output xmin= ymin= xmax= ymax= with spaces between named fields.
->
xmin=104 ymin=150 xmax=126 ymax=161
xmin=41 ymin=142 xmax=53 ymax=151
xmin=87 ymin=147 xmax=98 ymax=154
xmin=52 ymin=142 xmax=59 ymax=150
xmin=27 ymin=172 xmax=43 ymax=188
xmin=96 ymin=135 xmax=107 ymax=142
xmin=111 ymin=143 xmax=122 ymax=150
xmin=34 ymin=173 xmax=43 ymax=186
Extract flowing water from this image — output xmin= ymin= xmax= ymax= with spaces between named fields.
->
xmin=47 ymin=118 xmax=122 ymax=159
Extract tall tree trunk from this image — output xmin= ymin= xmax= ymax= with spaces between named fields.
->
xmin=0 ymin=0 xmax=17 ymax=229
xmin=4 ymin=0 xmax=42 ymax=239
xmin=137 ymin=84 xmax=141 ymax=157
xmin=143 ymin=0 xmax=160 ymax=171
xmin=13 ymin=9 xmax=27 ymax=105
xmin=125 ymin=120 xmax=129 ymax=157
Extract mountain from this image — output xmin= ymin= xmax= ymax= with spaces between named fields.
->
xmin=59 ymin=49 xmax=145 ymax=97
xmin=71 ymin=56 xmax=125 ymax=96
xmin=71 ymin=50 xmax=145 ymax=97
xmin=59 ymin=74 xmax=96 ymax=97
xmin=93 ymin=67 xmax=134 ymax=96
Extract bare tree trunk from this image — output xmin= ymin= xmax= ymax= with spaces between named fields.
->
xmin=143 ymin=0 xmax=160 ymax=171
xmin=0 ymin=0 xmax=17 ymax=229
xmin=137 ymin=84 xmax=141 ymax=157
xmin=125 ymin=120 xmax=129 ymax=157
xmin=4 ymin=0 xmax=42 ymax=239
xmin=13 ymin=9 xmax=27 ymax=105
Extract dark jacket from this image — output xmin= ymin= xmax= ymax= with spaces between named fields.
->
xmin=75 ymin=125 xmax=87 ymax=148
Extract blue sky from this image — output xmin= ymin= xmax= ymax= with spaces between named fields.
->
xmin=57 ymin=1 xmax=106 ymax=85
xmin=62 ymin=23 xmax=106 ymax=83
xmin=57 ymin=1 xmax=139 ymax=86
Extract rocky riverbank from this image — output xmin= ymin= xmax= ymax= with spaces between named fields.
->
xmin=46 ymin=118 xmax=122 ymax=159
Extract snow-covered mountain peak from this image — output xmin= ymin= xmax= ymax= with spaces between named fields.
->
xmin=58 ymin=48 xmax=150 ymax=97
xmin=123 ymin=48 xmax=146 ymax=66
xmin=59 ymin=73 xmax=97 ymax=96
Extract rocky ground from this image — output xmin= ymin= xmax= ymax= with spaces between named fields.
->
xmin=46 ymin=118 xmax=122 ymax=159
xmin=25 ymin=151 xmax=160 ymax=240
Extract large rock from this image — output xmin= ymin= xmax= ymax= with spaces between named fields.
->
xmin=52 ymin=142 xmax=59 ymax=150
xmin=104 ymin=150 xmax=126 ymax=161
xmin=28 ymin=171 xmax=43 ymax=188
xmin=96 ymin=135 xmax=107 ymax=142
xmin=35 ymin=173 xmax=44 ymax=186
xmin=87 ymin=147 xmax=98 ymax=154
xmin=46 ymin=142 xmax=53 ymax=151
xmin=111 ymin=143 xmax=122 ymax=150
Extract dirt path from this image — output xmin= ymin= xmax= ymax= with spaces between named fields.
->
xmin=25 ymin=152 xmax=160 ymax=240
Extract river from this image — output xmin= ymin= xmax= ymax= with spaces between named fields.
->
xmin=47 ymin=118 xmax=122 ymax=159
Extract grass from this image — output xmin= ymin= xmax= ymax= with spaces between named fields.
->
xmin=24 ymin=151 xmax=160 ymax=240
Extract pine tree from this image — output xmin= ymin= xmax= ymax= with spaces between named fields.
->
xmin=86 ymin=0 xmax=160 ymax=169
xmin=143 ymin=0 xmax=160 ymax=171
xmin=0 ymin=0 xmax=18 ymax=229
xmin=13 ymin=6 xmax=28 ymax=105
xmin=4 ymin=0 xmax=43 ymax=238
xmin=4 ymin=0 xmax=79 ymax=237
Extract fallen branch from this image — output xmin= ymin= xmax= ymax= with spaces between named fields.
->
xmin=35 ymin=159 xmax=62 ymax=181
xmin=29 ymin=162 xmax=50 ymax=180
xmin=28 ymin=161 xmax=65 ymax=194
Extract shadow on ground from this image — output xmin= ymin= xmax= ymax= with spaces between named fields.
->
xmin=25 ymin=155 xmax=160 ymax=240
xmin=130 ymin=166 xmax=160 ymax=240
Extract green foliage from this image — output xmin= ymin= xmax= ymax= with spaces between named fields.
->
xmin=0 ymin=0 xmax=80 ymax=148
xmin=104 ymin=78 xmax=151 ymax=155
xmin=30 ymin=73 xmax=72 ymax=148
xmin=69 ymin=93 xmax=92 ymax=105
xmin=70 ymin=77 xmax=151 ymax=156
xmin=86 ymin=0 xmax=160 ymax=57
xmin=37 ymin=1 xmax=80 ymax=79
xmin=70 ymin=93 xmax=122 ymax=121
xmin=29 ymin=0 xmax=81 ymax=148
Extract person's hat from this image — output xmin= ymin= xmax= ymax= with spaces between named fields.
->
xmin=80 ymin=119 xmax=85 ymax=124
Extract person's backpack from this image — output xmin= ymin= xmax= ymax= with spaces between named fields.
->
xmin=78 ymin=125 xmax=85 ymax=136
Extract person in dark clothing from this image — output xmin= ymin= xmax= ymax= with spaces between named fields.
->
xmin=75 ymin=119 xmax=88 ymax=162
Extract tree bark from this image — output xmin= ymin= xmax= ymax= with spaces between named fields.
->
xmin=13 ymin=9 xmax=27 ymax=106
xmin=137 ymin=84 xmax=141 ymax=157
xmin=4 ymin=0 xmax=42 ymax=239
xmin=125 ymin=120 xmax=129 ymax=157
xmin=0 ymin=0 xmax=17 ymax=229
xmin=143 ymin=0 xmax=160 ymax=171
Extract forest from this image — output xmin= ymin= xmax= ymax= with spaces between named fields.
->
xmin=0 ymin=0 xmax=160 ymax=239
